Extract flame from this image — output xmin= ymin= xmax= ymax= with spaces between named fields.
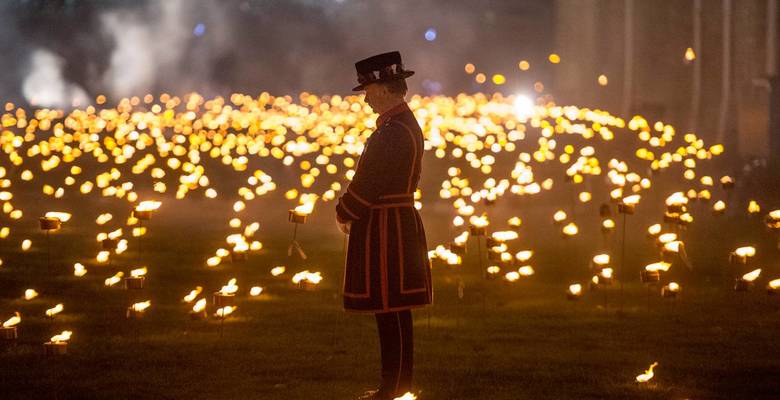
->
xmin=73 ymin=263 xmax=87 ymax=277
xmin=44 ymin=211 xmax=72 ymax=222
xmin=292 ymin=270 xmax=323 ymax=284
xmin=108 ymin=228 xmax=122 ymax=240
xmin=192 ymin=298 xmax=206 ymax=313
xmin=250 ymin=286 xmax=264 ymax=296
xmin=666 ymin=282 xmax=680 ymax=292
xmin=663 ymin=241 xmax=682 ymax=253
xmin=183 ymin=286 xmax=203 ymax=303
xmin=45 ymin=304 xmax=63 ymax=317
xmin=130 ymin=301 xmax=151 ymax=312
xmin=487 ymin=265 xmax=501 ymax=275
xmin=665 ymin=192 xmax=688 ymax=206
xmin=271 ymin=266 xmax=286 ymax=276
xmin=636 ymin=362 xmax=658 ymax=383
xmin=219 ymin=278 xmax=239 ymax=295
xmin=518 ymin=266 xmax=535 ymax=276
xmin=294 ymin=194 xmax=318 ymax=215
xmin=568 ymin=284 xmax=582 ymax=296
xmin=742 ymin=269 xmax=761 ymax=282
xmin=733 ymin=246 xmax=756 ymax=258
xmin=645 ymin=262 xmax=671 ymax=272
xmin=713 ymin=200 xmax=726 ymax=211
xmin=515 ymin=250 xmax=533 ymax=262
xmin=748 ymin=200 xmax=760 ymax=214
xmin=3 ymin=312 xmax=20 ymax=328
xmin=130 ymin=266 xmax=147 ymax=278
xmin=393 ymin=393 xmax=417 ymax=400
xmin=136 ymin=200 xmax=161 ymax=212
xmin=769 ymin=279 xmax=780 ymax=290
xmin=24 ymin=289 xmax=38 ymax=300
xmin=453 ymin=231 xmax=469 ymax=246
xmin=505 ymin=271 xmax=520 ymax=282
xmin=600 ymin=268 xmax=613 ymax=279
xmin=469 ymin=214 xmax=489 ymax=228
xmin=657 ymin=233 xmax=677 ymax=244
xmin=50 ymin=330 xmax=72 ymax=344
xmin=553 ymin=210 xmax=567 ymax=222
xmin=684 ymin=47 xmax=696 ymax=61
xmin=647 ymin=224 xmax=662 ymax=236
xmin=592 ymin=254 xmax=610 ymax=266
xmin=491 ymin=230 xmax=518 ymax=242
xmin=104 ymin=272 xmax=124 ymax=287
xmin=622 ymin=194 xmax=641 ymax=206
xmin=562 ymin=222 xmax=578 ymax=236
xmin=215 ymin=306 xmax=236 ymax=317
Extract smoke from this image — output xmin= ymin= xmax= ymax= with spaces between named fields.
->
xmin=22 ymin=49 xmax=89 ymax=108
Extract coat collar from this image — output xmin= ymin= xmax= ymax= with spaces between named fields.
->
xmin=376 ymin=102 xmax=410 ymax=127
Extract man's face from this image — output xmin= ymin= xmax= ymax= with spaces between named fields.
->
xmin=363 ymin=83 xmax=387 ymax=112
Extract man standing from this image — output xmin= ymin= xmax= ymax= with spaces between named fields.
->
xmin=336 ymin=51 xmax=432 ymax=400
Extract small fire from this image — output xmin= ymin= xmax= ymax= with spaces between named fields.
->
xmin=453 ymin=231 xmax=469 ymax=246
xmin=562 ymin=222 xmax=578 ymax=236
xmin=130 ymin=301 xmax=151 ymax=313
xmin=292 ymin=270 xmax=323 ymax=285
xmin=568 ymin=284 xmax=582 ymax=296
xmin=713 ymin=200 xmax=726 ymax=212
xmin=769 ymin=279 xmax=780 ymax=290
xmin=24 ymin=289 xmax=38 ymax=300
xmin=733 ymin=246 xmax=756 ymax=258
xmin=505 ymin=271 xmax=520 ymax=282
xmin=271 ymin=266 xmax=286 ymax=276
xmin=647 ymin=224 xmax=662 ymax=236
xmin=469 ymin=214 xmax=489 ymax=228
xmin=219 ymin=278 xmax=239 ymax=295
xmin=665 ymin=282 xmax=681 ymax=292
xmin=553 ymin=210 xmax=567 ymax=223
xmin=73 ymin=263 xmax=87 ymax=277
xmin=44 ymin=211 xmax=72 ymax=222
xmin=515 ymin=250 xmax=533 ymax=262
xmin=293 ymin=194 xmax=317 ymax=215
xmin=635 ymin=362 xmax=658 ymax=383
xmin=487 ymin=265 xmax=501 ymax=275
xmin=45 ymin=304 xmax=64 ymax=317
xmin=192 ymin=298 xmax=207 ymax=313
xmin=105 ymin=272 xmax=124 ymax=287
xmin=645 ymin=262 xmax=671 ymax=272
xmin=622 ymin=194 xmax=641 ymax=206
xmin=3 ymin=312 xmax=20 ymax=328
xmin=592 ymin=254 xmax=610 ymax=266
xmin=130 ymin=266 xmax=148 ymax=278
xmin=136 ymin=200 xmax=161 ymax=212
xmin=393 ymin=393 xmax=417 ymax=400
xmin=250 ymin=286 xmax=264 ymax=296
xmin=96 ymin=250 xmax=110 ymax=263
xmin=50 ymin=331 xmax=72 ymax=344
xmin=215 ymin=306 xmax=237 ymax=317
xmin=518 ymin=266 xmax=535 ymax=276
xmin=657 ymin=233 xmax=677 ymax=244
xmin=491 ymin=230 xmax=518 ymax=242
xmin=665 ymin=192 xmax=688 ymax=207
xmin=600 ymin=268 xmax=613 ymax=279
xmin=742 ymin=268 xmax=761 ymax=282
xmin=183 ymin=286 xmax=203 ymax=303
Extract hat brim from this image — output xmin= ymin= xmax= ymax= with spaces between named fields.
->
xmin=352 ymin=71 xmax=415 ymax=92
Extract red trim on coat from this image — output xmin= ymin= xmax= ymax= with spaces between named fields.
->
xmin=397 ymin=207 xmax=428 ymax=294
xmin=343 ymin=210 xmax=372 ymax=299
xmin=380 ymin=208 xmax=389 ymax=308
xmin=347 ymin=186 xmax=371 ymax=206
xmin=376 ymin=102 xmax=411 ymax=127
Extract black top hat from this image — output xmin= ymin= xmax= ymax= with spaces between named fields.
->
xmin=352 ymin=51 xmax=415 ymax=91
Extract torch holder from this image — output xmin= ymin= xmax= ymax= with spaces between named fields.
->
xmin=566 ymin=292 xmax=581 ymax=301
xmin=44 ymin=341 xmax=68 ymax=356
xmin=1 ymin=326 xmax=17 ymax=340
xmin=297 ymin=280 xmax=317 ymax=291
xmin=132 ymin=209 xmax=152 ymax=221
xmin=288 ymin=210 xmax=308 ymax=224
xmin=640 ymin=270 xmax=661 ymax=284
xmin=487 ymin=251 xmax=502 ymax=262
xmin=213 ymin=292 xmax=236 ymax=308
xmin=666 ymin=204 xmax=686 ymax=214
xmin=126 ymin=307 xmax=146 ymax=319
xmin=661 ymin=286 xmax=678 ymax=299
xmin=469 ymin=225 xmax=486 ymax=236
xmin=734 ymin=279 xmax=753 ymax=292
xmin=123 ymin=276 xmax=146 ymax=290
xmin=448 ymin=242 xmax=466 ymax=256
xmin=39 ymin=217 xmax=61 ymax=231
xmin=617 ymin=203 xmax=635 ymax=215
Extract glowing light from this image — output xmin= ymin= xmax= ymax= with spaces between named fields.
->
xmin=636 ymin=362 xmax=658 ymax=383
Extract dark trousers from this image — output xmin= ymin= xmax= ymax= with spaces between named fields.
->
xmin=375 ymin=310 xmax=413 ymax=397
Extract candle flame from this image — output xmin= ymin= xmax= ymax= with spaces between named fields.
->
xmin=733 ymin=246 xmax=756 ymax=258
xmin=130 ymin=266 xmax=147 ymax=278
xmin=393 ymin=393 xmax=417 ymax=400
xmin=24 ymin=289 xmax=38 ymax=300
xmin=136 ymin=200 xmax=161 ymax=212
xmin=292 ymin=270 xmax=323 ymax=284
xmin=104 ymin=272 xmax=124 ymax=287
xmin=183 ymin=286 xmax=203 ymax=303
xmin=635 ymin=362 xmax=658 ymax=383
xmin=215 ymin=306 xmax=236 ymax=317
xmin=622 ymin=194 xmax=641 ymax=206
xmin=3 ymin=312 xmax=20 ymax=328
xmin=219 ymin=278 xmax=239 ymax=295
xmin=742 ymin=269 xmax=761 ymax=282
xmin=768 ymin=279 xmax=780 ymax=290
xmin=568 ymin=284 xmax=582 ymax=296
xmin=593 ymin=254 xmax=610 ymax=266
xmin=44 ymin=211 xmax=72 ymax=222
xmin=192 ymin=298 xmax=206 ymax=313
xmin=131 ymin=301 xmax=151 ymax=312
xmin=645 ymin=262 xmax=671 ymax=272
xmin=271 ymin=266 xmax=286 ymax=276
xmin=45 ymin=304 xmax=63 ymax=317
xmin=250 ymin=286 xmax=264 ymax=296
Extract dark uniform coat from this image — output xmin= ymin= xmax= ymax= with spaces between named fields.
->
xmin=336 ymin=102 xmax=433 ymax=313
